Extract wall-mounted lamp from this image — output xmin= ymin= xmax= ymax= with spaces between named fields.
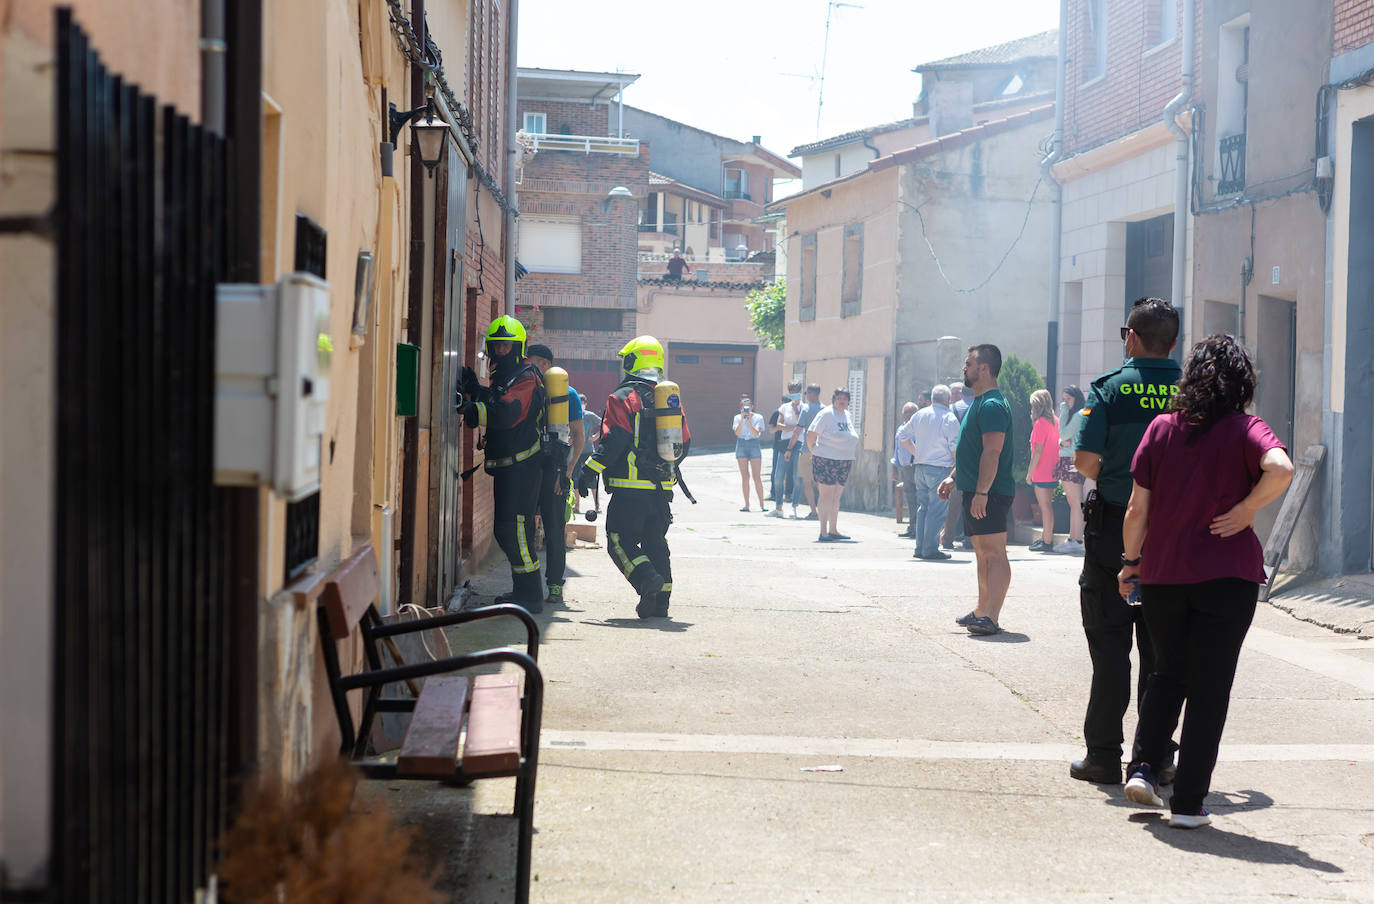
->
xmin=388 ymin=98 xmax=451 ymax=174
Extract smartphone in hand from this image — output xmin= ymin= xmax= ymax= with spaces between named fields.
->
xmin=1125 ymin=577 xmax=1141 ymax=606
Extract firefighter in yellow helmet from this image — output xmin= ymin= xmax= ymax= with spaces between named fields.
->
xmin=458 ymin=316 xmax=547 ymax=612
xmin=583 ymin=336 xmax=693 ymax=618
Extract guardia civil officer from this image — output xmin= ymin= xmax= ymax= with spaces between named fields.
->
xmin=459 ymin=316 xmax=547 ymax=613
xmin=1069 ymin=297 xmax=1181 ymax=784
xmin=583 ymin=336 xmax=692 ymax=619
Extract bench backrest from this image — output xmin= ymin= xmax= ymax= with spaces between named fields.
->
xmin=320 ymin=546 xmax=381 ymax=640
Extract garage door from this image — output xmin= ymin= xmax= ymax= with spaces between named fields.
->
xmin=665 ymin=343 xmax=758 ymax=448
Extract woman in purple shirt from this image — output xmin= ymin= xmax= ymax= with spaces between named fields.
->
xmin=1116 ymin=335 xmax=1294 ymax=828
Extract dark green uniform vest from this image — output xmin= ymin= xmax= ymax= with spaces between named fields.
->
xmin=1075 ymin=357 xmax=1182 ymax=506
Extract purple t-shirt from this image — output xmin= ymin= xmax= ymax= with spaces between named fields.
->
xmin=1131 ymin=412 xmax=1285 ymax=585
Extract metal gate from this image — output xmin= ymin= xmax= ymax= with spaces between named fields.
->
xmin=430 ymin=139 xmax=468 ymax=604
xmin=52 ymin=10 xmax=230 ymax=901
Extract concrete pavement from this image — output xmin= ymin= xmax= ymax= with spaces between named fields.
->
xmin=370 ymin=450 xmax=1374 ymax=902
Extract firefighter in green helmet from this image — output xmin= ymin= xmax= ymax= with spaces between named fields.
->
xmin=458 ymin=316 xmax=547 ymax=612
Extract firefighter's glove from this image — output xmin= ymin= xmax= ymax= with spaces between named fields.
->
xmin=460 ymin=366 xmax=481 ymax=399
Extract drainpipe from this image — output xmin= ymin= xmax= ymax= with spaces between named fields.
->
xmin=200 ymin=0 xmax=226 ymax=135
xmin=504 ymin=0 xmax=520 ymax=315
xmin=399 ymin=0 xmax=427 ymax=605
xmin=1040 ymin=0 xmax=1067 ymax=392
xmin=1164 ymin=0 xmax=1196 ymax=319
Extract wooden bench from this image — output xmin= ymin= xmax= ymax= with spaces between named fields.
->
xmin=317 ymin=546 xmax=544 ymax=904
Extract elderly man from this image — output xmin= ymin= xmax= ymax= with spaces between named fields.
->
xmin=892 ymin=401 xmax=921 ymax=538
xmin=941 ymin=382 xmax=970 ymax=550
xmin=901 ymin=385 xmax=960 ymax=560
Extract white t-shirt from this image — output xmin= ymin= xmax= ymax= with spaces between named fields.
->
xmin=807 ymin=405 xmax=859 ymax=460
xmin=776 ymin=402 xmax=801 ymax=443
xmin=733 ymin=412 xmax=765 ymax=439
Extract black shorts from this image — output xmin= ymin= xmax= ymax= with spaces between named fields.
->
xmin=962 ymin=492 xmax=1013 ymax=536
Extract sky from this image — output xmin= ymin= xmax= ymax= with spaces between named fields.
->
xmin=517 ymin=0 xmax=1059 ymax=186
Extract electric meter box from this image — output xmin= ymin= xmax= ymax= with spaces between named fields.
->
xmin=215 ymin=273 xmax=332 ymax=501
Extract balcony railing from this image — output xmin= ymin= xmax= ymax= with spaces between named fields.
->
xmin=526 ymin=132 xmax=640 ymax=156
xmin=723 ymin=189 xmax=753 ymax=201
xmin=1218 ymin=133 xmax=1246 ymax=195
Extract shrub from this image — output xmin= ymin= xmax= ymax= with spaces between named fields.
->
xmin=997 ymin=354 xmax=1045 ymax=484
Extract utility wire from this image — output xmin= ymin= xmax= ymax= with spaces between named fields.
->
xmin=385 ymin=0 xmax=515 ymax=214
xmin=898 ymin=175 xmax=1045 ymax=295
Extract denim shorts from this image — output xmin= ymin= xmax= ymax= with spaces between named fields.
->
xmin=735 ymin=437 xmax=762 ymax=459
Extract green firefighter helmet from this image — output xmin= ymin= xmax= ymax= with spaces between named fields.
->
xmin=485 ymin=315 xmax=527 ymax=359
xmin=619 ymin=335 xmax=665 ymax=376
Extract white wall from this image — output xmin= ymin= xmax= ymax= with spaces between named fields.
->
xmin=798 ymin=143 xmax=881 ymax=190
xmin=1057 ymin=141 xmax=1192 ymax=392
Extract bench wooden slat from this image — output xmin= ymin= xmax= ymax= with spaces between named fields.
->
xmin=321 ymin=545 xmax=381 ymax=639
xmin=397 ymin=676 xmax=470 ymax=776
xmin=463 ymin=674 xmax=522 ymax=776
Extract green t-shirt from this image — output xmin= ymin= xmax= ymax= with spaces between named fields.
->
xmin=955 ymin=389 xmax=1015 ymax=498
xmin=1075 ymin=357 xmax=1182 ymax=505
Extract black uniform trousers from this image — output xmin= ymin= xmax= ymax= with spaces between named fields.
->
xmin=538 ymin=462 xmax=568 ymax=589
xmin=1079 ymin=500 xmax=1159 ymax=763
xmin=492 ymin=460 xmax=544 ymax=604
xmin=604 ymin=489 xmax=673 ymax=607
xmin=1129 ymin=578 xmax=1258 ymax=815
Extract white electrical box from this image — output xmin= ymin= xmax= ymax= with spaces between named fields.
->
xmin=215 ymin=273 xmax=332 ymax=501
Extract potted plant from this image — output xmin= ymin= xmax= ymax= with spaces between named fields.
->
xmin=1052 ymin=482 xmax=1071 ymax=533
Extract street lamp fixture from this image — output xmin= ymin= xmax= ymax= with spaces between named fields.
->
xmin=388 ymin=97 xmax=451 ymax=174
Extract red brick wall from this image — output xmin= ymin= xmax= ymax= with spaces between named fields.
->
xmin=1064 ymin=0 xmax=1202 ymax=156
xmin=461 ymin=225 xmax=506 ymax=566
xmin=516 ymin=142 xmax=648 ymax=334
xmin=1336 ymin=0 xmax=1374 ymax=52
xmin=517 ymin=99 xmax=610 ymax=137
xmin=467 ymin=0 xmax=507 ymax=180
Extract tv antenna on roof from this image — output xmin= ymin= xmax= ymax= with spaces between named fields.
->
xmin=816 ymin=1 xmax=864 ymax=137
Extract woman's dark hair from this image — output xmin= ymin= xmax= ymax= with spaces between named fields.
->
xmin=1061 ymin=384 xmax=1085 ymax=420
xmin=832 ymin=387 xmax=851 ymax=403
xmin=1173 ymin=334 xmax=1256 ymax=435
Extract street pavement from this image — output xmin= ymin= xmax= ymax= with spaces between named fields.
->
xmin=370 ymin=449 xmax=1374 ymax=903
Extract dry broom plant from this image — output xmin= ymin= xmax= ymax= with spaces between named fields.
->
xmin=217 ymin=758 xmax=445 ymax=903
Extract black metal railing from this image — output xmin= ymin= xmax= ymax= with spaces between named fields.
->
xmin=1219 ymin=133 xmax=1246 ymax=195
xmin=53 ymin=9 xmax=229 ymax=902
xmin=724 ymin=189 xmax=753 ymax=201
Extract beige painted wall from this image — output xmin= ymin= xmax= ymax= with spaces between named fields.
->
xmin=636 ymin=284 xmax=781 ymax=411
xmin=784 ymin=166 xmax=899 ymax=367
xmin=255 ymin=0 xmax=417 ymax=783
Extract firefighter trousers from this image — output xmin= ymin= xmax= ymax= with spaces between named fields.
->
xmin=492 ymin=461 xmax=544 ymax=604
xmin=538 ymin=463 xmax=568 ymax=588
xmin=605 ymin=489 xmax=673 ymax=607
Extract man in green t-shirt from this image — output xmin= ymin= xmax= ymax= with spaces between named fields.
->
xmin=938 ymin=344 xmax=1015 ymax=636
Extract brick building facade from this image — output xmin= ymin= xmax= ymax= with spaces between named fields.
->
xmin=1051 ymin=0 xmax=1197 ymax=396
xmin=1336 ymin=0 xmax=1374 ymax=52
xmin=1063 ymin=0 xmax=1201 ymax=155
xmin=514 ymin=69 xmax=647 ymax=403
